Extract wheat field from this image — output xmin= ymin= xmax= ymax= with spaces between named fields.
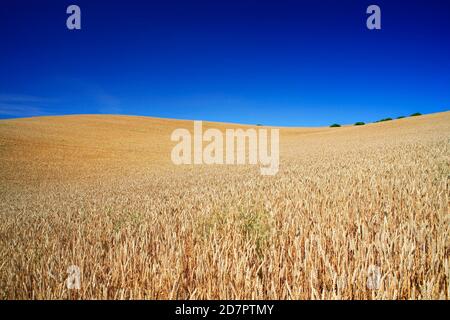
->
xmin=0 ymin=112 xmax=449 ymax=299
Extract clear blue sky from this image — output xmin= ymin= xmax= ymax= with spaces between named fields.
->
xmin=0 ymin=0 xmax=449 ymax=126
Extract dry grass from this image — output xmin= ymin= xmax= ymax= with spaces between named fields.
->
xmin=0 ymin=112 xmax=449 ymax=299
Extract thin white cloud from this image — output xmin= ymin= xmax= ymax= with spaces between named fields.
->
xmin=0 ymin=94 xmax=56 ymax=103
xmin=0 ymin=94 xmax=55 ymax=117
xmin=0 ymin=103 xmax=46 ymax=117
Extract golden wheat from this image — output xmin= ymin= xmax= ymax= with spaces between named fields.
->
xmin=0 ymin=112 xmax=449 ymax=299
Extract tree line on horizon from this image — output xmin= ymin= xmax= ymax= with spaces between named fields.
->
xmin=329 ymin=112 xmax=422 ymax=128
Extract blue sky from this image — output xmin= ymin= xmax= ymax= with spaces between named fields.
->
xmin=0 ymin=0 xmax=449 ymax=126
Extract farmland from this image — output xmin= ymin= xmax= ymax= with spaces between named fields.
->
xmin=0 ymin=112 xmax=449 ymax=299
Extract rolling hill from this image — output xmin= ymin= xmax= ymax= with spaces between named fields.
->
xmin=0 ymin=111 xmax=449 ymax=299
